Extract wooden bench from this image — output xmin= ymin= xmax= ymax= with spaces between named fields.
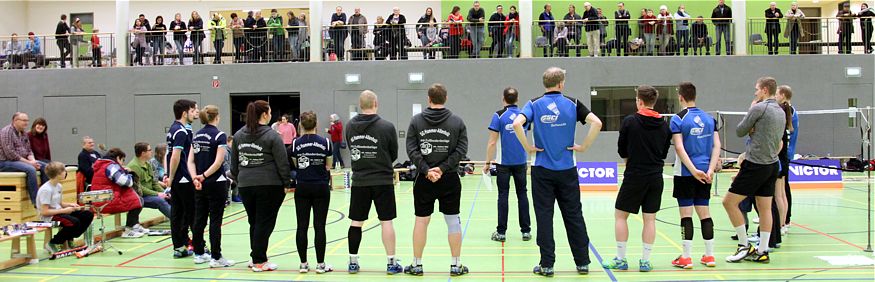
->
xmin=0 ymin=167 xmax=78 ymax=224
xmin=0 ymin=227 xmax=50 ymax=270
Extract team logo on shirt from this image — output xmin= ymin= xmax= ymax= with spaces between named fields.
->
xmin=350 ymin=148 xmax=361 ymax=161
xmin=540 ymin=102 xmax=560 ymax=124
xmin=691 ymin=116 xmax=704 ymax=136
xmin=298 ymin=156 xmax=310 ymax=169
xmin=192 ymin=143 xmax=201 ymax=154
xmin=239 ymin=155 xmax=249 ymax=166
xmin=420 ymin=142 xmax=433 ymax=155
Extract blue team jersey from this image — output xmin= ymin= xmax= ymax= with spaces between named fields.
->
xmin=166 ymin=121 xmax=193 ymax=184
xmin=192 ymin=124 xmax=228 ymax=183
xmin=290 ymin=134 xmax=331 ymax=185
xmin=488 ymin=105 xmax=529 ymax=166
xmin=787 ymin=106 xmax=799 ymax=160
xmin=670 ymin=107 xmax=717 ymax=176
xmin=520 ymin=92 xmax=591 ymax=171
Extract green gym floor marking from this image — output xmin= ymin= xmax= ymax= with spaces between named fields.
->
xmin=2 ymin=168 xmax=874 ymax=281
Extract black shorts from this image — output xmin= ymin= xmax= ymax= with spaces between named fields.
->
xmin=778 ymin=155 xmax=790 ymax=178
xmin=348 ymin=185 xmax=397 ymax=221
xmin=616 ymin=175 xmax=664 ymax=214
xmin=729 ymin=161 xmax=779 ymax=197
xmin=672 ymin=176 xmax=712 ymax=200
xmin=413 ymin=173 xmax=461 ymax=217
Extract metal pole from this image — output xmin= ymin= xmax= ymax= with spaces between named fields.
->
xmin=866 ymin=107 xmax=873 ymax=252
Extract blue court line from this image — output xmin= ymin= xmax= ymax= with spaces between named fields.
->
xmin=448 ymin=175 xmax=485 ymax=282
xmin=588 ymin=242 xmax=618 ymax=282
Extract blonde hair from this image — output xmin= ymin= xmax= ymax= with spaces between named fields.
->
xmin=46 ymin=162 xmax=66 ymax=179
xmin=199 ymin=105 xmax=219 ymax=124
xmin=360 ymin=90 xmax=377 ymax=110
xmin=543 ymin=67 xmax=566 ymax=88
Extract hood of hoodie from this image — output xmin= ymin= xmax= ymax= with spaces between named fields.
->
xmin=635 ymin=108 xmax=665 ymax=129
xmin=237 ymin=124 xmax=273 ymax=142
xmin=422 ymin=107 xmax=452 ymax=126
xmin=349 ymin=114 xmax=380 ymax=133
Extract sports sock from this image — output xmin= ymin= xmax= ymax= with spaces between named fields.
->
xmin=617 ymin=241 xmax=627 ymax=259
xmin=682 ymin=240 xmax=693 ymax=258
xmin=642 ymin=243 xmax=653 ymax=261
xmin=451 ymin=257 xmax=461 ymax=266
xmin=758 ymin=232 xmax=771 ymax=254
xmin=735 ymin=225 xmax=749 ymax=246
xmin=349 ymin=254 xmax=359 ymax=264
xmin=703 ymin=239 xmax=715 ymax=256
xmin=413 ymin=257 xmax=422 ymax=266
xmin=387 ymin=256 xmax=395 ymax=265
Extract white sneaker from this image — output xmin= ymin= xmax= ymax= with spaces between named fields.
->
xmin=315 ymin=263 xmax=333 ymax=274
xmin=132 ymin=224 xmax=150 ymax=234
xmin=780 ymin=225 xmax=789 ymax=235
xmin=251 ymin=262 xmax=279 ymax=272
xmin=209 ymin=257 xmax=235 ymax=268
xmin=299 ymin=263 xmax=310 ymax=273
xmin=193 ymin=253 xmax=211 ymax=264
xmin=726 ymin=244 xmax=753 ymax=263
xmin=122 ymin=228 xmax=145 ymax=238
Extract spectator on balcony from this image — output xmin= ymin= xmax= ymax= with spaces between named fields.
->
xmin=468 ymin=1 xmax=486 ymax=58
xmin=417 ymin=7 xmax=438 ymax=60
xmin=784 ymin=3 xmax=805 ymax=55
xmin=637 ymin=8 xmax=647 ymax=40
xmin=4 ymin=33 xmax=24 ymax=69
xmin=151 ymin=16 xmax=167 ymax=65
xmin=765 ymin=2 xmax=783 ymax=55
xmin=55 ymin=14 xmax=71 ymax=68
xmin=675 ymin=5 xmax=691 ymax=56
xmin=597 ymin=8 xmax=608 ymax=56
xmin=243 ymin=11 xmax=256 ymax=62
xmin=657 ymin=5 xmax=674 ymax=56
xmin=349 ymin=8 xmax=368 ymax=61
xmin=615 ymin=3 xmax=632 ymax=56
xmin=78 ymin=136 xmax=101 ymax=186
xmin=861 ymin=3 xmax=875 ymax=54
xmin=447 ymin=6 xmax=465 ymax=59
xmin=489 ymin=5 xmax=507 ymax=58
xmin=539 ymin=4 xmax=555 ymax=57
xmin=563 ymin=4 xmax=582 ymax=57
xmin=373 ymin=16 xmax=390 ymax=60
xmin=27 ymin=118 xmax=50 ymax=162
xmin=189 ymin=11 xmax=205 ymax=64
xmin=209 ymin=13 xmax=227 ymax=64
xmin=230 ymin=13 xmax=244 ymax=63
xmin=711 ymin=0 xmax=732 ymax=55
xmin=643 ymin=9 xmax=657 ymax=56
xmin=90 ymin=28 xmax=102 ymax=67
xmin=128 ymin=142 xmax=171 ymax=218
xmin=505 ymin=6 xmax=520 ymax=58
xmin=170 ymin=13 xmax=187 ymax=65
xmin=692 ymin=16 xmax=710 ymax=55
xmin=554 ymin=22 xmax=570 ymax=57
xmin=582 ymin=2 xmax=600 ymax=57
xmin=70 ymin=18 xmax=86 ymax=67
xmin=24 ymin=32 xmax=44 ymax=69
xmin=0 ymin=112 xmax=48 ymax=206
xmin=132 ymin=19 xmax=148 ymax=66
xmin=285 ymin=12 xmax=302 ymax=62
xmin=267 ymin=9 xmax=284 ymax=62
xmin=330 ymin=6 xmax=348 ymax=61
xmin=298 ymin=13 xmax=309 ymax=61
xmin=837 ymin=2 xmax=855 ymax=54
xmin=387 ymin=7 xmax=408 ymax=60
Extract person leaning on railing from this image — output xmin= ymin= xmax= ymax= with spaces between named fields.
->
xmin=656 ymin=5 xmax=674 ymax=56
xmin=642 ymin=9 xmax=657 ymax=56
xmin=467 ymin=1 xmax=486 ymax=58
xmin=189 ymin=11 xmax=206 ymax=64
xmin=209 ymin=13 xmax=228 ymax=64
xmin=504 ymin=6 xmax=520 ymax=58
xmin=330 ymin=6 xmax=348 ymax=61
xmin=764 ymin=2 xmax=783 ymax=55
xmin=131 ymin=19 xmax=148 ymax=66
xmin=563 ymin=4 xmax=582 ymax=57
xmin=151 ymin=16 xmax=167 ymax=65
xmin=447 ymin=6 xmax=465 ymax=59
xmin=267 ymin=9 xmax=284 ymax=62
xmin=386 ymin=7 xmax=407 ymax=60
xmin=614 ymin=3 xmax=631 ymax=56
xmin=284 ymin=12 xmax=302 ymax=62
xmin=169 ymin=13 xmax=187 ymax=65
xmin=837 ymin=2 xmax=855 ymax=55
xmin=373 ymin=16 xmax=390 ymax=60
xmin=488 ymin=5 xmax=506 ymax=58
xmin=230 ymin=13 xmax=245 ymax=63
xmin=349 ymin=8 xmax=368 ymax=61
xmin=784 ymin=3 xmax=804 ymax=55
xmin=860 ymin=3 xmax=875 ymax=54
xmin=675 ymin=5 xmax=692 ymax=56
xmin=539 ymin=4 xmax=555 ymax=57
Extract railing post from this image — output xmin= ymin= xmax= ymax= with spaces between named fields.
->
xmin=731 ymin=0 xmax=747 ymax=55
xmin=115 ymin=0 xmax=129 ymax=66
xmin=309 ymin=0 xmax=323 ymax=62
xmin=520 ymin=0 xmax=533 ymax=58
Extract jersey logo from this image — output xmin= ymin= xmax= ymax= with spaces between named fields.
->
xmin=239 ymin=155 xmax=250 ymax=166
xmin=540 ymin=102 xmax=561 ymax=124
xmin=192 ymin=143 xmax=201 ymax=154
xmin=297 ymin=156 xmax=310 ymax=169
xmin=350 ymin=148 xmax=361 ymax=161
xmin=691 ymin=116 xmax=705 ymax=136
xmin=420 ymin=142 xmax=434 ymax=155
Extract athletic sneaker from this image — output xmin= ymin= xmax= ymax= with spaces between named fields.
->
xmin=132 ymin=224 xmax=150 ymax=234
xmin=209 ymin=257 xmax=235 ymax=268
xmin=193 ymin=253 xmax=211 ymax=264
xmin=45 ymin=242 xmax=64 ymax=253
xmin=746 ymin=251 xmax=770 ymax=263
xmin=748 ymin=234 xmax=760 ymax=243
xmin=450 ymin=264 xmax=469 ymax=276
xmin=602 ymin=257 xmax=629 ymax=270
xmin=533 ymin=265 xmax=554 ymax=277
xmin=403 ymin=264 xmax=424 ymax=276
xmin=491 ymin=232 xmax=506 ymax=242
xmin=173 ymin=247 xmax=193 ymax=258
xmin=576 ymin=265 xmax=589 ymax=275
xmin=347 ymin=262 xmax=359 ymax=274
xmin=232 ymin=196 xmax=242 ymax=203
xmin=250 ymin=262 xmax=279 ymax=272
xmin=522 ymin=232 xmax=532 ymax=241
xmin=672 ymin=256 xmax=693 ymax=269
xmin=316 ymin=263 xmax=333 ymax=274
xmin=726 ymin=244 xmax=755 ymax=263
xmin=752 ymin=217 xmax=760 ymax=224
xmin=781 ymin=225 xmax=789 ymax=235
xmin=387 ymin=261 xmax=403 ymax=275
xmin=701 ymin=255 xmax=717 ymax=267
xmin=300 ymin=263 xmax=310 ymax=273
xmin=639 ymin=259 xmax=653 ymax=272
xmin=122 ymin=228 xmax=145 ymax=238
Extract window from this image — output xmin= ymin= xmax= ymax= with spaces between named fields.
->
xmin=590 ymin=86 xmax=680 ymax=131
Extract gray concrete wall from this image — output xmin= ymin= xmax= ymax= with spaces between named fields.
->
xmin=1 ymin=55 xmax=872 ymax=165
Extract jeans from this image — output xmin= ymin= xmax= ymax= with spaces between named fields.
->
xmin=496 ymin=165 xmax=531 ymax=234
xmin=676 ymin=29 xmax=689 ymax=55
xmin=586 ymin=30 xmax=601 ymax=57
xmin=295 ymin=183 xmax=330 ymax=263
xmin=420 ymin=34 xmax=436 ymax=59
xmin=152 ymin=39 xmax=165 ymax=65
xmin=170 ymin=182 xmax=195 ymax=249
xmin=271 ymin=36 xmax=284 ymax=62
xmin=644 ymin=33 xmax=656 ymax=55
xmin=0 ymin=160 xmax=48 ymax=206
xmin=193 ymin=181 xmax=227 ymax=259
xmin=658 ymin=33 xmax=672 ymax=55
xmin=143 ymin=195 xmax=171 ymax=218
xmin=715 ymin=24 xmax=731 ymax=55
xmin=505 ymin=33 xmax=516 ymax=58
xmin=766 ymin=31 xmax=779 ymax=55
xmin=287 ymin=35 xmax=299 ymax=61
xmin=469 ymin=26 xmax=485 ymax=58
xmin=213 ymin=39 xmax=224 ymax=64
xmin=191 ymin=38 xmax=203 ymax=64
xmin=789 ymin=29 xmax=800 ymax=54
xmin=233 ymin=37 xmax=244 ymax=62
xmin=174 ymin=39 xmax=186 ymax=65
xmin=239 ymin=185 xmax=285 ymax=264
xmin=491 ymin=33 xmax=506 ymax=58
xmin=331 ymin=141 xmax=345 ymax=168
xmin=531 ymin=166 xmax=591 ymax=268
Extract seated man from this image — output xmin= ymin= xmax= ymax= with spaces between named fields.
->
xmin=0 ymin=112 xmax=48 ymax=206
xmin=4 ymin=33 xmax=24 ymax=69
xmin=24 ymin=32 xmax=45 ymax=69
xmin=78 ymin=136 xmax=101 ymax=187
xmin=128 ymin=142 xmax=171 ymax=219
xmin=38 ymin=161 xmax=93 ymax=252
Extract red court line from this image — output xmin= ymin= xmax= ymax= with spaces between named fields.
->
xmin=795 ymin=223 xmax=866 ymax=250
xmin=501 ymin=241 xmax=505 ymax=282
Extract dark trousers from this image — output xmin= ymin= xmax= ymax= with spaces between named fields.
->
xmin=91 ymin=48 xmax=102 ymax=66
xmin=331 ymin=30 xmax=346 ymax=60
xmin=693 ymin=37 xmax=710 ymax=55
xmin=542 ymin=29 xmax=554 ymax=57
xmin=492 ymin=34 xmax=506 ymax=58
xmin=568 ymin=33 xmax=582 ymax=57
xmin=839 ymin=31 xmax=852 ymax=54
xmin=676 ymin=29 xmax=689 ymax=55
xmin=239 ymin=185 xmax=285 ymax=264
xmin=192 ymin=38 xmax=204 ymax=64
xmin=331 ymin=141 xmax=345 ymax=168
xmin=768 ymin=197 xmax=782 ymax=247
xmin=789 ymin=29 xmax=800 ymax=54
xmin=213 ymin=39 xmax=224 ymax=64
xmin=271 ymin=36 xmax=284 ymax=62
xmin=170 ymin=182 xmax=196 ymax=249
xmin=295 ymin=183 xmax=330 ymax=263
xmin=785 ymin=176 xmax=792 ymax=224
xmin=864 ymin=24 xmax=874 ymax=53
xmin=57 ymin=39 xmax=71 ymax=67
xmin=126 ymin=207 xmax=142 ymax=227
xmin=193 ymin=181 xmax=228 ymax=259
xmin=616 ymin=30 xmax=629 ymax=56
xmin=233 ymin=37 xmax=244 ymax=62
xmin=496 ymin=165 xmax=531 ymax=234
xmin=134 ymin=46 xmax=145 ymax=65
xmin=766 ymin=31 xmax=780 ymax=55
xmin=350 ymin=31 xmax=364 ymax=60
xmin=531 ymin=166 xmax=591 ymax=267
xmin=50 ymin=210 xmax=94 ymax=244
xmin=448 ymin=34 xmax=461 ymax=59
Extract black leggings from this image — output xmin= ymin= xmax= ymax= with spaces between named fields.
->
xmin=239 ymin=185 xmax=285 ymax=264
xmin=295 ymin=183 xmax=330 ymax=264
xmin=193 ymin=181 xmax=228 ymax=259
xmin=50 ymin=210 xmax=94 ymax=244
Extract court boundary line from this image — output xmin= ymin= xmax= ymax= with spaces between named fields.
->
xmin=794 ymin=223 xmax=866 ymax=250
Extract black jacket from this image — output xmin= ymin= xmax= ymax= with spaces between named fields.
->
xmin=345 ymin=114 xmax=398 ymax=186
xmin=78 ymin=149 xmax=101 ymax=184
xmin=230 ymin=125 xmax=292 ymax=189
xmin=189 ymin=18 xmax=204 ymax=40
xmin=170 ymin=20 xmax=187 ymax=42
xmin=615 ymin=10 xmax=632 ymax=34
xmin=711 ymin=4 xmax=732 ymax=25
xmin=618 ymin=111 xmax=671 ymax=177
xmin=55 ymin=21 xmax=70 ymax=40
xmin=582 ymin=8 xmax=600 ymax=32
xmin=564 ymin=13 xmax=582 ymax=36
xmin=860 ymin=9 xmax=875 ymax=27
xmin=692 ymin=21 xmax=708 ymax=38
xmin=244 ymin=16 xmax=256 ymax=35
xmin=468 ymin=8 xmax=486 ymax=27
xmin=489 ymin=12 xmax=506 ymax=36
xmin=765 ymin=8 xmax=783 ymax=34
xmin=406 ymin=108 xmax=468 ymax=174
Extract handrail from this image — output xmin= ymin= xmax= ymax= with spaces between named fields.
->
xmin=0 ymin=32 xmax=115 ymax=39
xmin=533 ymin=17 xmax=732 ymax=23
xmin=748 ymin=16 xmax=875 ymax=20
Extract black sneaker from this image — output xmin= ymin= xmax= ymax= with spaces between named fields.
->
xmin=746 ymin=251 xmax=770 ymax=263
xmin=522 ymin=232 xmax=532 ymax=241
xmin=403 ymin=264 xmax=423 ymax=276
xmin=491 ymin=232 xmax=506 ymax=242
xmin=450 ymin=264 xmax=469 ymax=276
xmin=533 ymin=265 xmax=554 ymax=277
xmin=577 ymin=264 xmax=589 ymax=275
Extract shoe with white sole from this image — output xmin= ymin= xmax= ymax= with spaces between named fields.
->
xmin=209 ymin=257 xmax=235 ymax=268
xmin=299 ymin=263 xmax=310 ymax=273
xmin=193 ymin=253 xmax=211 ymax=264
xmin=121 ymin=228 xmax=145 ymax=238
xmin=316 ymin=263 xmax=333 ymax=274
xmin=132 ymin=224 xmax=150 ymax=234
xmin=251 ymin=262 xmax=279 ymax=272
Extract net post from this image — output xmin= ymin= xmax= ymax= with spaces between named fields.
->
xmin=866 ymin=107 xmax=873 ymax=252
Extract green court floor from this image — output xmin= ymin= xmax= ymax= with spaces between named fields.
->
xmin=2 ymin=168 xmax=874 ymax=281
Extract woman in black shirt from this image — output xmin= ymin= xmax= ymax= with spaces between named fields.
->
xmin=169 ymin=13 xmax=187 ymax=65
xmin=152 ymin=16 xmax=167 ymax=65
xmin=189 ymin=11 xmax=205 ymax=64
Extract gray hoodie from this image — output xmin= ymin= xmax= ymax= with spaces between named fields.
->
xmin=406 ymin=107 xmax=468 ymax=174
xmin=230 ymin=124 xmax=292 ymax=188
xmin=736 ymin=98 xmax=785 ymax=165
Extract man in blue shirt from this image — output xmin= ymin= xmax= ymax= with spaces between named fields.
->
xmin=539 ymin=4 xmax=555 ymax=57
xmin=513 ymin=67 xmax=602 ymax=276
xmin=485 ymin=87 xmax=531 ymax=243
xmin=669 ymin=82 xmax=721 ymax=269
xmin=165 ymin=99 xmax=199 ymax=259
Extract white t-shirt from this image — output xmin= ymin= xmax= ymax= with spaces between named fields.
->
xmin=36 ymin=182 xmax=63 ymax=222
